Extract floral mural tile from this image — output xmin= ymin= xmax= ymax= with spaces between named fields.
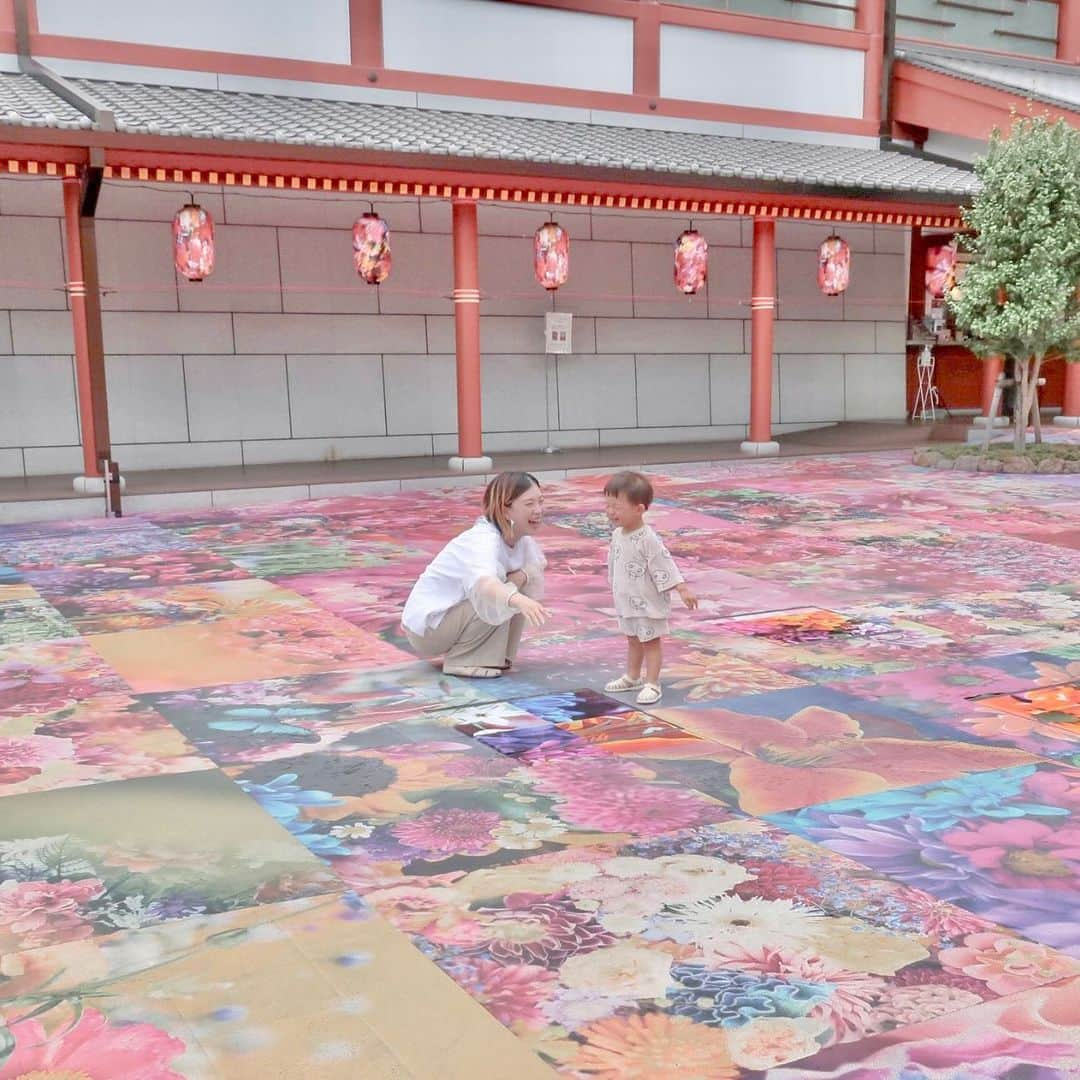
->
xmin=361 ymin=819 xmax=1079 ymax=1077
xmin=209 ymin=538 xmax=365 ymax=578
xmin=0 ymin=638 xmax=129 ymax=720
xmin=557 ymin=710 xmax=705 ymax=756
xmin=1 ymin=523 xmax=193 ymax=572
xmin=979 ymin=648 xmax=1080 ymax=684
xmin=139 ymin=665 xmax=497 ymax=767
xmin=0 ymin=769 xmax=336 ymax=953
xmin=23 ymin=549 xmax=251 ymax=596
xmin=49 ymin=577 xmax=319 ymax=637
xmin=0 ymin=448 xmax=1077 ymax=1077
xmin=973 ymin=680 xmax=1080 ymax=729
xmin=0 ymin=565 xmax=28 ymax=590
xmin=0 ymin=691 xmax=212 ymax=798
xmin=766 ymin=974 xmax=1080 ymax=1078
xmin=657 ymin=641 xmax=811 ymax=705
xmin=946 ymin=685 xmax=1080 ymax=763
xmin=225 ymin=728 xmax=735 ymax=890
xmin=839 ymin=659 xmax=1045 ymax=723
xmin=267 ymin=565 xmax=422 ymax=635
xmin=0 ymin=595 xmax=77 ymax=646
xmin=0 ymin=892 xmax=553 ymax=1080
xmin=85 ymin=611 xmax=414 ymax=693
xmin=769 ymin=762 xmax=1080 ymax=956
xmin=508 ymin=689 xmax=632 ymax=725
xmin=713 ymin=607 xmax=895 ymax=645
xmin=486 ymin=634 xmax=639 ymax=700
xmin=649 ymin=687 xmax=1036 ymax=815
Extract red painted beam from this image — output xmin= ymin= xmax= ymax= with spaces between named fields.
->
xmin=0 ymin=131 xmax=966 ymax=223
xmin=892 ymin=59 xmax=1080 ymax=142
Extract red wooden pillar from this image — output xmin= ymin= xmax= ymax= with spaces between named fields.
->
xmin=62 ymin=175 xmax=112 ymax=488
xmin=1054 ymin=361 xmax=1080 ymax=428
xmin=978 ymin=354 xmax=1005 ymax=422
xmin=1058 ymin=0 xmax=1080 ymax=64
xmin=449 ymin=198 xmax=491 ymax=472
xmin=742 ymin=218 xmax=779 ymax=456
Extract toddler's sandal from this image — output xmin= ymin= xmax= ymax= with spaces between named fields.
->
xmin=604 ymin=675 xmax=644 ymax=693
xmin=636 ymin=683 xmax=662 ymax=706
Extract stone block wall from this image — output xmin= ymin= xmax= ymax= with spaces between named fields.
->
xmin=0 ymin=178 xmax=909 ymax=476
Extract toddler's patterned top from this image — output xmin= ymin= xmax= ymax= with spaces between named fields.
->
xmin=608 ymin=524 xmax=684 ymax=619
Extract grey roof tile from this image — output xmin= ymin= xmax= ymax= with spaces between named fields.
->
xmin=0 ymin=72 xmax=92 ymax=130
xmin=0 ymin=71 xmax=978 ymax=199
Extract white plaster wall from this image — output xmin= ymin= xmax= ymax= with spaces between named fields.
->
xmin=0 ymin=179 xmax=909 ymax=477
xmin=35 ymin=0 xmax=352 ymax=64
xmin=660 ymin=25 xmax=865 ymax=118
xmin=383 ymin=0 xmax=634 ymax=94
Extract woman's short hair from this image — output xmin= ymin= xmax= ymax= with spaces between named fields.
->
xmin=603 ymin=470 xmax=654 ymax=509
xmin=483 ymin=471 xmax=540 ymax=537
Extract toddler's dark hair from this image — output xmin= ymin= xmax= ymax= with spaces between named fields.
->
xmin=604 ymin=470 xmax=654 ymax=509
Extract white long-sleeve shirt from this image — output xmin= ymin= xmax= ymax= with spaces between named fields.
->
xmin=402 ymin=518 xmax=546 ymax=636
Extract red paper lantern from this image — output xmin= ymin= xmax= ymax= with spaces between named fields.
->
xmin=534 ymin=221 xmax=569 ymax=290
xmin=925 ymin=243 xmax=956 ymax=300
xmin=353 ymin=212 xmax=391 ymax=284
xmin=172 ymin=203 xmax=215 ymax=282
xmin=817 ymin=235 xmax=850 ymax=296
xmin=674 ymin=230 xmax=708 ymax=295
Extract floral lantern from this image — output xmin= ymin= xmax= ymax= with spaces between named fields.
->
xmin=925 ymin=242 xmax=957 ymax=300
xmin=534 ymin=221 xmax=569 ymax=290
xmin=172 ymin=203 xmax=215 ymax=282
xmin=674 ymin=229 xmax=708 ymax=295
xmin=817 ymin=235 xmax=850 ymax=296
xmin=353 ymin=212 xmax=391 ymax=284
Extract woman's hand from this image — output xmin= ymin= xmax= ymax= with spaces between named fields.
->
xmin=510 ymin=591 xmax=549 ymax=627
xmin=506 ymin=569 xmax=528 ymax=589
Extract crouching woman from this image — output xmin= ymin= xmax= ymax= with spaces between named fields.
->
xmin=401 ymin=472 xmax=549 ymax=678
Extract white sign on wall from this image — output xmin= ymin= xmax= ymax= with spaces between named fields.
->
xmin=545 ymin=312 xmax=573 ymax=354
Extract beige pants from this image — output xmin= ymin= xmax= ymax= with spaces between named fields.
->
xmin=405 ymin=577 xmax=540 ymax=670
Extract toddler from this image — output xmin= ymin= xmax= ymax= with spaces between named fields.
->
xmin=602 ymin=471 xmax=697 ymax=705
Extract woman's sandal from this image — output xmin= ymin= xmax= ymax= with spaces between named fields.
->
xmin=604 ymin=675 xmax=645 ymax=693
xmin=443 ymin=665 xmax=504 ymax=679
xmin=636 ymin=683 xmax=662 ymax=706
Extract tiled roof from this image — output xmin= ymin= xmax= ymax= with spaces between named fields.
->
xmin=898 ymin=48 xmax=1080 ymax=114
xmin=0 ymin=71 xmax=977 ymax=199
xmin=0 ymin=71 xmax=92 ymax=130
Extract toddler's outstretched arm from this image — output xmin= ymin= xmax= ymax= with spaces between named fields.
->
xmin=676 ymin=583 xmax=698 ymax=610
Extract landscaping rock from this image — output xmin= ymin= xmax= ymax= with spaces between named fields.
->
xmin=1002 ymin=456 xmax=1035 ymax=474
xmin=954 ymin=456 xmax=980 ymax=472
xmin=1036 ymin=458 xmax=1064 ymax=474
xmin=977 ymin=457 xmax=1004 ymax=473
xmin=1064 ymin=460 xmax=1080 ymax=474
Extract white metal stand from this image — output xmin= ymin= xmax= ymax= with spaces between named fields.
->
xmin=542 ymin=351 xmax=559 ymax=454
xmin=913 ymin=345 xmax=940 ymax=422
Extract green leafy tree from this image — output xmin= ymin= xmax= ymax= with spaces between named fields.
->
xmin=948 ymin=115 xmax=1080 ymax=452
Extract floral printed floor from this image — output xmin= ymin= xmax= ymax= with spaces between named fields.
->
xmin=2 ymin=449 xmax=1080 ymax=1079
